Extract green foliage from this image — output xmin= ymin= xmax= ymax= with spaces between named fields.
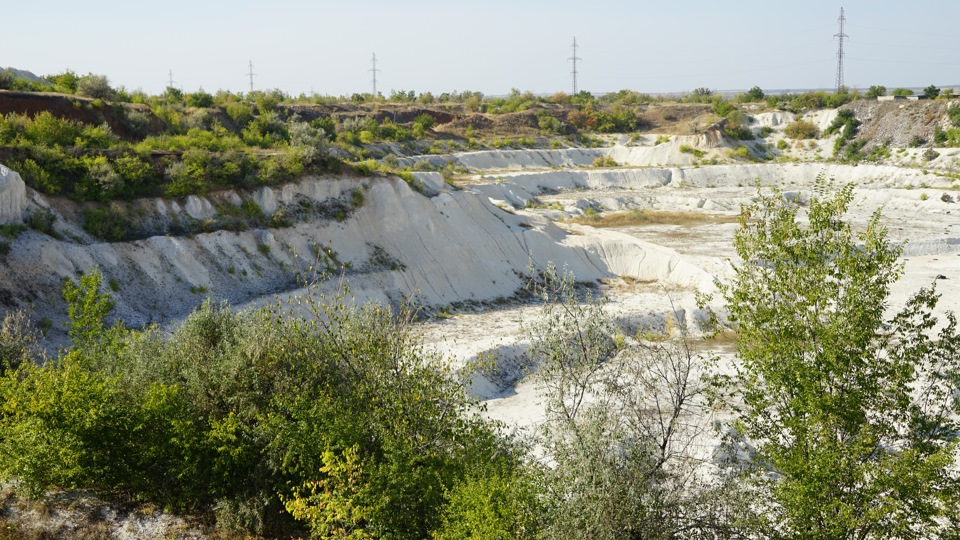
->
xmin=163 ymin=159 xmax=207 ymax=197
xmin=186 ymin=89 xmax=214 ymax=108
xmin=715 ymin=181 xmax=960 ymax=538
xmin=413 ymin=114 xmax=435 ymax=131
xmin=591 ymin=156 xmax=618 ymax=167
xmin=75 ymin=74 xmax=115 ymax=101
xmin=62 ymin=269 xmax=115 ymax=349
xmin=23 ymin=111 xmax=82 ymax=147
xmin=82 ymin=205 xmax=129 ymax=241
xmin=745 ymin=85 xmax=765 ymax=101
xmin=0 ymin=283 xmax=523 ymax=537
xmin=933 ymin=127 xmax=960 ymax=146
xmin=865 ymin=85 xmax=887 ymax=98
xmin=526 ymin=266 xmax=728 ymax=539
xmin=683 ymin=87 xmax=714 ymax=103
xmin=770 ymin=90 xmax=857 ymax=113
xmin=0 ymin=71 xmax=16 ymax=90
xmin=433 ymin=467 xmax=544 ymax=540
xmin=893 ymin=87 xmax=914 ymax=97
xmin=923 ymin=85 xmax=941 ymax=100
xmin=46 ymin=70 xmax=80 ymax=93
xmin=0 ymin=310 xmax=40 ymax=375
xmin=536 ymin=112 xmax=566 ymax=135
xmin=825 ymin=109 xmax=862 ymax=158
xmin=783 ymin=119 xmax=819 ymax=139
xmin=25 ymin=208 xmax=57 ymax=236
xmin=679 ymin=144 xmax=706 ymax=158
xmin=947 ymin=105 xmax=960 ymax=128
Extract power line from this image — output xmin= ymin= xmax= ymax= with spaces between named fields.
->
xmin=247 ymin=60 xmax=256 ymax=92
xmin=568 ymin=36 xmax=581 ymax=95
xmin=369 ymin=53 xmax=380 ymax=97
xmin=834 ymin=7 xmax=849 ymax=92
xmin=167 ymin=69 xmax=175 ymax=89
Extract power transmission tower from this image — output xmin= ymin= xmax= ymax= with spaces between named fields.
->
xmin=568 ymin=37 xmax=581 ymax=95
xmin=167 ymin=69 xmax=175 ymax=89
xmin=370 ymin=53 xmax=380 ymax=97
xmin=247 ymin=60 xmax=256 ymax=92
xmin=834 ymin=7 xmax=848 ymax=92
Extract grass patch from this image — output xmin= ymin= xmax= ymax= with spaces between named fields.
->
xmin=569 ymin=208 xmax=740 ymax=228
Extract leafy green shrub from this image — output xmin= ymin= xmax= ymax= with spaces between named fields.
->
xmin=784 ymin=120 xmax=819 ymax=139
xmin=80 ymin=155 xmax=124 ymax=200
xmin=82 ymin=205 xmax=129 ymax=241
xmin=892 ymin=88 xmax=914 ymax=97
xmin=865 ymin=85 xmax=886 ymax=98
xmin=592 ymin=156 xmax=618 ymax=167
xmin=679 ymin=144 xmax=706 ymax=158
xmin=23 ymin=111 xmax=82 ymax=147
xmin=923 ymin=85 xmax=941 ymax=100
xmin=186 ymin=89 xmax=214 ymax=108
xmin=76 ymin=74 xmax=115 ymax=100
xmin=537 ymin=113 xmax=565 ymax=135
xmin=776 ymin=139 xmax=789 ymax=150
xmin=0 ymin=310 xmax=40 ymax=374
xmin=225 ymin=102 xmax=254 ymax=128
xmin=729 ymin=146 xmax=753 ymax=160
xmin=948 ymin=106 xmax=960 ymax=128
xmin=14 ymin=158 xmax=60 ymax=195
xmin=350 ymin=188 xmax=365 ymax=207
xmin=26 ymin=208 xmax=57 ymax=235
xmin=164 ymin=160 xmax=207 ymax=197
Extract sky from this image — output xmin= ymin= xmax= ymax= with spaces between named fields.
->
xmin=4 ymin=0 xmax=959 ymax=98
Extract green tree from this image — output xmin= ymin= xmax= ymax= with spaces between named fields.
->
xmin=714 ymin=181 xmax=960 ymax=538
xmin=893 ymin=87 xmax=914 ymax=97
xmin=923 ymin=84 xmax=941 ymax=100
xmin=186 ymin=88 xmax=215 ymax=108
xmin=527 ymin=266 xmax=730 ymax=540
xmin=62 ymin=269 xmax=115 ymax=349
xmin=865 ymin=85 xmax=887 ymax=98
xmin=745 ymin=85 xmax=765 ymax=101
xmin=76 ymin=74 xmax=116 ymax=100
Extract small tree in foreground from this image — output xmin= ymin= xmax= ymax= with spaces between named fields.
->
xmin=527 ymin=266 xmax=734 ymax=540
xmin=714 ymin=180 xmax=960 ymax=538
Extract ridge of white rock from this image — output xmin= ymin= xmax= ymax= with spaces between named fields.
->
xmin=0 ymin=164 xmax=26 ymax=224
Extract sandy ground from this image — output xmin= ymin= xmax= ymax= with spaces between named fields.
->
xmin=424 ymin=164 xmax=960 ymax=440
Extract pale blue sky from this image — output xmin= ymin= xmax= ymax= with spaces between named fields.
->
xmin=4 ymin=0 xmax=958 ymax=97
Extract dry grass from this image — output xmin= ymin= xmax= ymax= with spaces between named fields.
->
xmin=569 ymin=209 xmax=740 ymax=228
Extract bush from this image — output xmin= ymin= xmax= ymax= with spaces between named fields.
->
xmin=923 ymin=85 xmax=941 ymax=100
xmin=186 ymin=89 xmax=214 ymax=108
xmin=0 ymin=275 xmax=521 ymax=537
xmin=679 ymin=144 xmax=705 ymax=158
xmin=865 ymin=85 xmax=886 ymax=98
xmin=164 ymin=160 xmax=207 ymax=197
xmin=76 ymin=74 xmax=116 ymax=100
xmin=82 ymin=205 xmax=129 ymax=241
xmin=23 ymin=111 xmax=82 ymax=147
xmin=26 ymin=208 xmax=57 ymax=235
xmin=0 ymin=310 xmax=41 ymax=374
xmin=783 ymin=120 xmax=819 ymax=139
xmin=225 ymin=102 xmax=254 ymax=128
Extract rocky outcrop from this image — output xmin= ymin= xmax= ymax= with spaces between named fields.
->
xmin=0 ymin=163 xmax=25 ymax=223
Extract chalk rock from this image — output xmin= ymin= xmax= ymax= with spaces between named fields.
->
xmin=185 ymin=195 xmax=215 ymax=220
xmin=253 ymin=187 xmax=277 ymax=215
xmin=0 ymin=163 xmax=26 ymax=224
